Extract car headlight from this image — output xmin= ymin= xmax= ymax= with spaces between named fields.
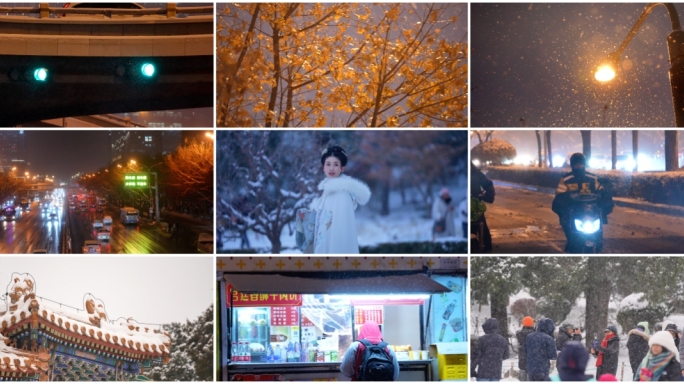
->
xmin=574 ymin=219 xmax=601 ymax=234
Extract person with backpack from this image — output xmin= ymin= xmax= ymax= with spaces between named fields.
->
xmin=340 ymin=321 xmax=399 ymax=381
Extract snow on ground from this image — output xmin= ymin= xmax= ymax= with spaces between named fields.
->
xmin=471 ymin=290 xmax=684 ymax=381
xmin=221 ymin=187 xmax=467 ymax=253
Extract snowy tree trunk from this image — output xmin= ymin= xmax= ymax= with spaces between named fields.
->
xmin=490 ymin=291 xmax=510 ymax=338
xmin=545 ymin=131 xmax=552 ymax=168
xmin=380 ymin=179 xmax=390 ymax=216
xmin=581 ymin=131 xmax=592 ymax=160
xmin=665 ymin=130 xmax=678 ymax=171
xmin=584 ymin=258 xmax=612 ymax=349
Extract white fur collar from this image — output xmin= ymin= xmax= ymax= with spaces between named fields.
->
xmin=627 ymin=329 xmax=650 ymax=340
xmin=318 ymin=174 xmax=371 ymax=206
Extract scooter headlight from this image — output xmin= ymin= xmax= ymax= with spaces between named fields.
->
xmin=574 ymin=219 xmax=601 ymax=234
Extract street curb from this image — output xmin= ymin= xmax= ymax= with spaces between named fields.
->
xmin=493 ymin=180 xmax=684 ymax=218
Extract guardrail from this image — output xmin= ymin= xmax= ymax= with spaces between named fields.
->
xmin=0 ymin=3 xmax=213 ymax=19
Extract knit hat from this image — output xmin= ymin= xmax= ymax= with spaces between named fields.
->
xmin=522 ymin=316 xmax=534 ymax=328
xmin=649 ymin=331 xmax=680 ymax=362
xmin=604 ymin=325 xmax=618 ymax=334
xmin=598 ymin=373 xmax=618 ymax=381
xmin=636 ymin=325 xmax=645 ymax=332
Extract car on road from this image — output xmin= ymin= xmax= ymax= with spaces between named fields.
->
xmin=49 ymin=209 xmax=58 ymax=219
xmin=82 ymin=240 xmax=101 ymax=254
xmin=93 ymin=219 xmax=103 ymax=229
xmin=197 ymin=233 xmax=213 ymax=254
xmin=96 ymin=228 xmax=110 ymax=242
xmin=103 ymin=216 xmax=113 ymax=225
xmin=96 ymin=206 xmax=103 ymax=213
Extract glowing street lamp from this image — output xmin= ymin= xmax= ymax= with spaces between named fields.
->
xmin=596 ymin=3 xmax=684 ymax=127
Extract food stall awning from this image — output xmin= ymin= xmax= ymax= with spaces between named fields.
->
xmin=224 ymin=273 xmax=450 ymax=294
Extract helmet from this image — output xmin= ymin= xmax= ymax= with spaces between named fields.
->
xmin=570 ymin=153 xmax=586 ymax=167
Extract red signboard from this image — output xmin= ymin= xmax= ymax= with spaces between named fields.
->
xmin=271 ymin=306 xmax=300 ymax=326
xmin=302 ymin=316 xmax=315 ymax=327
xmin=226 ymin=285 xmax=302 ymax=307
xmin=355 ymin=306 xmax=383 ymax=325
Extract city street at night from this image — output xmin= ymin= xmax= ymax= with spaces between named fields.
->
xmin=471 ymin=130 xmax=684 ymax=254
xmin=485 ymin=184 xmax=684 ymax=254
xmin=0 ymin=130 xmax=214 ymax=254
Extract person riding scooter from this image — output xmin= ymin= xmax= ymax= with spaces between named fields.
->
xmin=552 ymin=153 xmax=613 ymax=253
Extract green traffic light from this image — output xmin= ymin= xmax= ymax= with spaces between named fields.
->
xmin=33 ymin=68 xmax=48 ymax=81
xmin=141 ymin=63 xmax=155 ymax=77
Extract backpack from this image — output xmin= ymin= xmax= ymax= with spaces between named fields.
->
xmin=354 ymin=340 xmax=395 ymax=381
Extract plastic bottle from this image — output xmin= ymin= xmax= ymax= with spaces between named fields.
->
xmin=245 ymin=342 xmax=251 ymax=362
xmin=275 ymin=344 xmax=281 ymax=362
xmin=294 ymin=342 xmax=301 ymax=363
xmin=231 ymin=342 xmax=238 ymax=362
xmin=238 ymin=342 xmax=244 ymax=362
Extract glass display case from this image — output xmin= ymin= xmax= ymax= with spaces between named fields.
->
xmin=232 ymin=307 xmax=271 ymax=362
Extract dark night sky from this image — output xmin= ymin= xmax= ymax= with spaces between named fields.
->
xmin=25 ymin=131 xmax=110 ymax=181
xmin=472 ymin=3 xmax=684 ymax=127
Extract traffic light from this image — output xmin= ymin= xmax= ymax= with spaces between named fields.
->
xmin=141 ymin=63 xmax=155 ymax=77
xmin=7 ymin=67 xmax=49 ymax=82
xmin=33 ymin=68 xmax=48 ymax=81
xmin=114 ymin=61 xmax=158 ymax=82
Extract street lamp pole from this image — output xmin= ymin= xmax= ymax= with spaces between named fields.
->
xmin=597 ymin=3 xmax=684 ymax=128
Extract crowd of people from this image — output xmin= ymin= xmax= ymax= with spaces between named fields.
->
xmin=471 ymin=317 xmax=684 ymax=381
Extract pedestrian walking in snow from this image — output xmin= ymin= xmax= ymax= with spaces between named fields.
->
xmin=525 ymin=318 xmax=557 ymax=381
xmin=628 ymin=322 xmax=651 ymax=376
xmin=550 ymin=341 xmax=592 ymax=381
xmin=306 ymin=146 xmax=371 ymax=254
xmin=471 ymin=318 xmax=509 ymax=381
xmin=591 ymin=325 xmax=619 ymax=379
xmin=432 ymin=187 xmax=457 ymax=240
xmin=634 ymin=330 xmax=682 ymax=381
xmin=516 ymin=317 xmax=535 ymax=381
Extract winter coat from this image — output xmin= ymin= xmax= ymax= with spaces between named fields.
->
xmin=471 ymin=318 xmax=510 ymax=379
xmin=309 ymin=175 xmax=371 ymax=254
xmin=635 ymin=356 xmax=682 ymax=381
xmin=627 ymin=329 xmax=650 ymax=374
xmin=552 ymin=341 xmax=593 ymax=382
xmin=556 ymin=328 xmax=582 ymax=352
xmin=595 ymin=334 xmax=620 ymax=374
xmin=432 ymin=196 xmax=457 ymax=238
xmin=525 ymin=318 xmax=557 ymax=379
xmin=516 ymin=326 xmax=535 ymax=370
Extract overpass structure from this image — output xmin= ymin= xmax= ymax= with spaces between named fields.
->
xmin=0 ymin=4 xmax=213 ymax=126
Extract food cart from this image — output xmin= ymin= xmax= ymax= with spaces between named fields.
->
xmin=217 ymin=257 xmax=467 ymax=381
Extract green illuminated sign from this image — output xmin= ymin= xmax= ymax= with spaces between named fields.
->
xmin=124 ymin=173 xmax=149 ymax=188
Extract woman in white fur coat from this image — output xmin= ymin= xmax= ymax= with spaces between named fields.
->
xmin=309 ymin=146 xmax=371 ymax=254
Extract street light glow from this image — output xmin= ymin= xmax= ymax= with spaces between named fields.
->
xmin=595 ymin=64 xmax=616 ymax=82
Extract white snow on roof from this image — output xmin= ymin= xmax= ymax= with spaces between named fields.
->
xmin=0 ymin=334 xmax=39 ymax=373
xmin=1 ymin=276 xmax=170 ymax=358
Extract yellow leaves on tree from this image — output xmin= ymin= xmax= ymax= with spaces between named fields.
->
xmin=217 ymin=3 xmax=467 ymax=127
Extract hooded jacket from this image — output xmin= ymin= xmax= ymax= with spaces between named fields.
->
xmin=551 ymin=341 xmax=593 ymax=381
xmin=310 ymin=175 xmax=371 ymax=254
xmin=556 ymin=325 xmax=583 ymax=352
xmin=471 ymin=318 xmax=509 ymax=379
xmin=627 ymin=323 xmax=650 ymax=374
xmin=525 ymin=318 xmax=557 ymax=379
xmin=340 ymin=321 xmax=400 ymax=381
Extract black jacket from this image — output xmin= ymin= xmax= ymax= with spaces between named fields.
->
xmin=552 ymin=170 xmax=613 ymax=218
xmin=516 ymin=326 xmax=535 ymax=369
xmin=595 ymin=335 xmax=620 ymax=374
xmin=556 ymin=328 xmax=582 ymax=352
xmin=627 ymin=329 xmax=650 ymax=373
xmin=471 ymin=166 xmax=495 ymax=204
xmin=471 ymin=318 xmax=510 ymax=379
